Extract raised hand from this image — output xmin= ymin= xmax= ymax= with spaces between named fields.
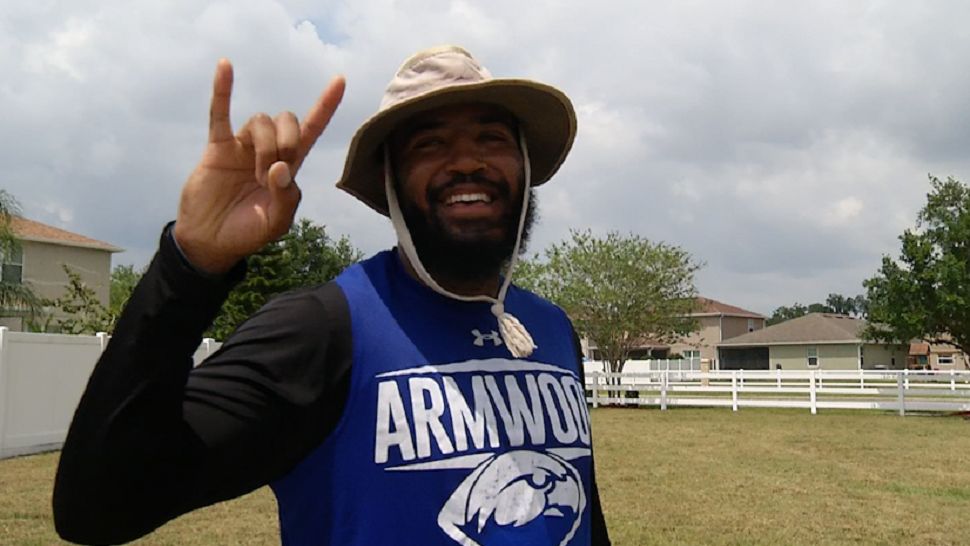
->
xmin=174 ymin=59 xmax=345 ymax=274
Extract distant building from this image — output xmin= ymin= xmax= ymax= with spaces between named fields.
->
xmin=0 ymin=217 xmax=122 ymax=331
xmin=669 ymin=297 xmax=766 ymax=365
xmin=717 ymin=313 xmax=909 ymax=371
xmin=909 ymin=341 xmax=969 ymax=371
xmin=583 ymin=296 xmax=766 ymax=363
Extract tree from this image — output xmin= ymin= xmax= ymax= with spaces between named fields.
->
xmin=44 ymin=266 xmax=114 ymax=334
xmin=207 ymin=218 xmax=361 ymax=340
xmin=767 ymin=303 xmax=808 ymax=326
xmin=767 ymin=293 xmax=867 ymax=325
xmin=109 ymin=264 xmax=143 ymax=319
xmin=516 ymin=230 xmax=700 ymax=381
xmin=0 ymin=190 xmax=40 ymax=319
xmin=864 ymin=175 xmax=969 ymax=354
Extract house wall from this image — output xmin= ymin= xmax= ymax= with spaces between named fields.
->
xmin=670 ymin=316 xmax=720 ymax=361
xmin=21 ymin=241 xmax=112 ymax=306
xmin=721 ymin=316 xmax=764 ymax=340
xmin=862 ymin=343 xmax=908 ymax=370
xmin=768 ymin=344 xmax=860 ymax=370
xmin=671 ymin=315 xmax=766 ymax=362
xmin=929 ymin=349 xmax=969 ymax=371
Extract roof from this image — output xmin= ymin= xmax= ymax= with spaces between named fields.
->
xmin=9 ymin=216 xmax=123 ymax=253
xmin=718 ymin=313 xmax=876 ymax=346
xmin=692 ymin=297 xmax=765 ymax=319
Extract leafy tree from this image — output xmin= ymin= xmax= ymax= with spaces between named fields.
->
xmin=0 ymin=190 xmax=40 ymax=319
xmin=207 ymin=218 xmax=361 ymax=340
xmin=824 ymin=293 xmax=856 ymax=315
xmin=767 ymin=303 xmax=808 ymax=326
xmin=109 ymin=264 xmax=143 ymax=318
xmin=768 ymin=293 xmax=868 ymax=325
xmin=45 ymin=265 xmax=114 ymax=334
xmin=864 ymin=175 xmax=969 ymax=354
xmin=516 ymin=230 xmax=700 ymax=382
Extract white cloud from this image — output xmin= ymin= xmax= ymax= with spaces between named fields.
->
xmin=2 ymin=0 xmax=970 ymax=312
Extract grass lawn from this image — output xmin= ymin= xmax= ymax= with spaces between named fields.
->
xmin=3 ymin=408 xmax=969 ymax=545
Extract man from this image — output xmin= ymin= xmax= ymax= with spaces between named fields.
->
xmin=54 ymin=45 xmax=610 ymax=545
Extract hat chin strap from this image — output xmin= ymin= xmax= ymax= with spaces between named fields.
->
xmin=384 ymin=136 xmax=537 ymax=359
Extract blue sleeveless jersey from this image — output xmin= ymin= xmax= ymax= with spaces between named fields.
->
xmin=271 ymin=251 xmax=594 ymax=545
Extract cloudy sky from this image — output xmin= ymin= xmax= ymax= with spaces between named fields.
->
xmin=2 ymin=0 xmax=968 ymax=315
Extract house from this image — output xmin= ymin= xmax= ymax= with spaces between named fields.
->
xmin=0 ymin=216 xmax=123 ymax=331
xmin=909 ymin=342 xmax=969 ymax=371
xmin=716 ymin=313 xmax=909 ymax=371
xmin=668 ymin=297 xmax=766 ymax=366
xmin=582 ymin=296 xmax=765 ymax=363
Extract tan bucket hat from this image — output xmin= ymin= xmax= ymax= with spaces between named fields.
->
xmin=335 ymin=45 xmax=577 ymax=216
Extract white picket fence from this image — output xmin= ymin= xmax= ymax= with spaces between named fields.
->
xmin=0 ymin=328 xmax=221 ymax=459
xmin=585 ymin=366 xmax=970 ymax=415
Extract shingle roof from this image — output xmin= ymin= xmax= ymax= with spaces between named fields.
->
xmin=9 ymin=216 xmax=123 ymax=252
xmin=693 ymin=297 xmax=765 ymax=319
xmin=718 ymin=313 xmax=864 ymax=346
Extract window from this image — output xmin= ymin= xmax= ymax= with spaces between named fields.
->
xmin=938 ymin=354 xmax=955 ymax=366
xmin=747 ymin=319 xmax=756 ymax=332
xmin=0 ymin=246 xmax=23 ymax=284
xmin=683 ymin=349 xmax=701 ymax=360
xmin=806 ymin=347 xmax=819 ymax=367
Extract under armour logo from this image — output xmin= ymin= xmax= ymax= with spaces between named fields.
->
xmin=471 ymin=329 xmax=502 ymax=347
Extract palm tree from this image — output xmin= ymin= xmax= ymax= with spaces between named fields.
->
xmin=0 ymin=190 xmax=41 ymax=321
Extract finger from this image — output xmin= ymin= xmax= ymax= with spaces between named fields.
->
xmin=293 ymin=75 xmax=346 ymax=173
xmin=266 ymin=161 xmax=300 ymax=237
xmin=238 ymin=114 xmax=278 ymax=185
xmin=208 ymin=59 xmax=234 ymax=143
xmin=274 ymin=111 xmax=300 ymax=165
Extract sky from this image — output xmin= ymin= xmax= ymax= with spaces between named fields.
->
xmin=2 ymin=0 xmax=969 ymax=315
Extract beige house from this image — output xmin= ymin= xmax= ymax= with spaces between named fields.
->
xmin=1 ymin=217 xmax=122 ymax=331
xmin=669 ymin=297 xmax=766 ymax=366
xmin=582 ymin=296 xmax=765 ymax=363
xmin=910 ymin=342 xmax=969 ymax=371
xmin=716 ymin=313 xmax=909 ymax=371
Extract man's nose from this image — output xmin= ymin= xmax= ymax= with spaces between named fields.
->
xmin=445 ymin=137 xmax=486 ymax=175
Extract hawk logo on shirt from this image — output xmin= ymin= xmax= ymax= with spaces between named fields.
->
xmin=471 ymin=329 xmax=502 ymax=347
xmin=437 ymin=450 xmax=586 ymax=546
xmin=373 ymin=359 xmax=591 ymax=545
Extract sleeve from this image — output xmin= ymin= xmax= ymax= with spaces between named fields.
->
xmin=571 ymin=327 xmax=612 ymax=546
xmin=52 ymin=224 xmax=353 ymax=545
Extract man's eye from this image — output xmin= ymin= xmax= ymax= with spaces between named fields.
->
xmin=412 ymin=137 xmax=443 ymax=150
xmin=482 ymin=131 xmax=512 ymax=143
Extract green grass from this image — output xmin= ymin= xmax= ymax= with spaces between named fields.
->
xmin=3 ymin=408 xmax=970 ymax=545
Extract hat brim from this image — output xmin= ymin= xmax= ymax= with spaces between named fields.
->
xmin=336 ymin=79 xmax=577 ymax=216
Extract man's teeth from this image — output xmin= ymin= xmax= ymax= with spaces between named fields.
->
xmin=446 ymin=193 xmax=492 ymax=204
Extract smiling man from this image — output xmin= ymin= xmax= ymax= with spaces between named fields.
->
xmin=53 ymin=46 xmax=610 ymax=546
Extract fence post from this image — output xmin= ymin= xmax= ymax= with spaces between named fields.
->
xmin=951 ymin=369 xmax=956 ymax=392
xmin=739 ymin=369 xmax=745 ymax=389
xmin=860 ymin=369 xmax=865 ymax=390
xmin=96 ymin=332 xmax=109 ymax=353
xmin=809 ymin=370 xmax=817 ymax=415
xmin=731 ymin=371 xmax=739 ymax=412
xmin=897 ymin=372 xmax=905 ymax=417
xmin=661 ymin=370 xmax=668 ymax=411
xmin=776 ymin=368 xmax=782 ymax=389
xmin=904 ymin=369 xmax=910 ymax=390
xmin=0 ymin=327 xmax=8 ymax=456
xmin=591 ymin=372 xmax=599 ymax=408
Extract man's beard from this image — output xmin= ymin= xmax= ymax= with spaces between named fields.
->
xmin=398 ymin=173 xmax=538 ymax=283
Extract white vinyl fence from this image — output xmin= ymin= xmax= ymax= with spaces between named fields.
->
xmin=584 ymin=360 xmax=970 ymax=415
xmin=0 ymin=328 xmax=221 ymax=459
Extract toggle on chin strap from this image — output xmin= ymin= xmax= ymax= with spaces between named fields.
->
xmin=383 ymin=135 xmax=537 ymax=358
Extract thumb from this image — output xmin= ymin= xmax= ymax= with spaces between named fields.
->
xmin=266 ymin=161 xmax=300 ymax=236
